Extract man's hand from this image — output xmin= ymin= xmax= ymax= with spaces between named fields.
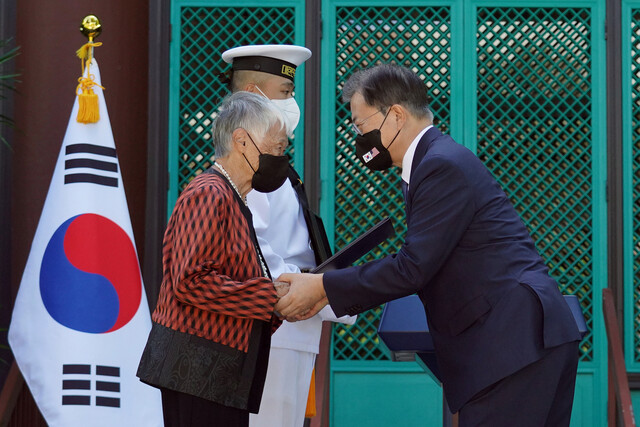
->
xmin=274 ymin=273 xmax=328 ymax=321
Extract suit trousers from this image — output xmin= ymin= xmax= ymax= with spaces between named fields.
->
xmin=458 ymin=339 xmax=580 ymax=427
xmin=161 ymin=387 xmax=249 ymax=427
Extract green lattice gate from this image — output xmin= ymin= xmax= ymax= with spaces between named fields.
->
xmin=624 ymin=0 xmax=640 ymax=376
xmin=321 ymin=1 xmax=607 ymax=426
xmin=320 ymin=2 xmax=458 ymax=425
xmin=168 ymin=0 xmax=307 ymax=212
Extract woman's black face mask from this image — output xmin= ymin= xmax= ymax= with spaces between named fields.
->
xmin=243 ymin=132 xmax=290 ymax=193
xmin=354 ymin=109 xmax=401 ymax=171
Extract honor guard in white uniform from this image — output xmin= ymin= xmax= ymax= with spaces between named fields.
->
xmin=221 ymin=44 xmax=356 ymax=427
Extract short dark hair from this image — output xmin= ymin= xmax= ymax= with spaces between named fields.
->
xmin=229 ymin=70 xmax=269 ymax=93
xmin=342 ymin=64 xmax=433 ymax=120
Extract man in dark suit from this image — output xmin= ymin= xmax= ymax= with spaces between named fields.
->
xmin=275 ymin=64 xmax=582 ymax=426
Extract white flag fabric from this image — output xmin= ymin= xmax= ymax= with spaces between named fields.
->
xmin=8 ymin=59 xmax=163 ymax=426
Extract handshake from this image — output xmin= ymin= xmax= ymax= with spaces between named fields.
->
xmin=271 ymin=273 xmax=329 ymax=322
xmin=273 ymin=281 xmax=291 ymax=297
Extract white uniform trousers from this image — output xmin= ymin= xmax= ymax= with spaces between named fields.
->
xmin=249 ymin=348 xmax=316 ymax=427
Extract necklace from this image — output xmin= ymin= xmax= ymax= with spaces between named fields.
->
xmin=213 ymin=161 xmax=268 ymax=278
xmin=214 ymin=161 xmax=247 ymax=206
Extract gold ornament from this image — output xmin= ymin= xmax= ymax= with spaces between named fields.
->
xmin=76 ymin=15 xmax=104 ymax=123
xmin=80 ymin=15 xmax=102 ymax=41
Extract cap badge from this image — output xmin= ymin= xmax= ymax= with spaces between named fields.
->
xmin=281 ymin=64 xmax=296 ymax=78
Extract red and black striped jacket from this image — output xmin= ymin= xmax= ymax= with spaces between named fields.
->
xmin=138 ymin=170 xmax=281 ymax=411
xmin=153 ymin=171 xmax=280 ymax=350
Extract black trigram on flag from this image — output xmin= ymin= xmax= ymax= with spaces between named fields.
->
xmin=64 ymin=143 xmax=119 ymax=188
xmin=62 ymin=364 xmax=121 ymax=407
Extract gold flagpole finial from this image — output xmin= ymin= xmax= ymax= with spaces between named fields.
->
xmin=76 ymin=15 xmax=103 ymax=124
xmin=80 ymin=15 xmax=102 ymax=42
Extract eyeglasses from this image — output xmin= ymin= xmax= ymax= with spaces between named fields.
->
xmin=350 ymin=110 xmax=383 ymax=135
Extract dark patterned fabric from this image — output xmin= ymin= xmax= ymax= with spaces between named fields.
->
xmin=138 ymin=322 xmax=271 ymax=411
xmin=138 ymin=323 xmax=246 ymax=405
xmin=138 ymin=170 xmax=279 ymax=411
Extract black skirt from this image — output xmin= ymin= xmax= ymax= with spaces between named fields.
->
xmin=161 ymin=387 xmax=249 ymax=427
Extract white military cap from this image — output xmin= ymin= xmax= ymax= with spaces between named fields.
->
xmin=221 ymin=44 xmax=312 ymax=81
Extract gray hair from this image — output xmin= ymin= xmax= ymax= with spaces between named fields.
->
xmin=342 ymin=63 xmax=434 ymax=122
xmin=212 ymin=91 xmax=285 ymax=158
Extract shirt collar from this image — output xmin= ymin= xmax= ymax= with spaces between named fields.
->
xmin=401 ymin=125 xmax=433 ymax=184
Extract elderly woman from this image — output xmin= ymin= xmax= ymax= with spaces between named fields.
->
xmin=137 ymin=92 xmax=291 ymax=427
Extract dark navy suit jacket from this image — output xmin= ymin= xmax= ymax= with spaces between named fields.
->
xmin=324 ymin=127 xmax=581 ymax=412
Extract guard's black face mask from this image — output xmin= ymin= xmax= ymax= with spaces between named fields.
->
xmin=243 ymin=132 xmax=290 ymax=193
xmin=354 ymin=110 xmax=401 ymax=171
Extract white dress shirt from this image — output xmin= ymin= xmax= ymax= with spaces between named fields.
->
xmin=401 ymin=125 xmax=433 ymax=185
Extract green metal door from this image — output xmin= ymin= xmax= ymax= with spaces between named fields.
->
xmin=623 ymin=1 xmax=640 ymax=412
xmin=321 ymin=1 xmax=607 ymax=425
xmin=320 ymin=2 xmax=460 ymax=425
xmin=624 ymin=0 xmax=640 ymax=372
xmin=168 ymin=0 xmax=307 ymax=212
xmin=467 ymin=4 xmax=607 ymax=426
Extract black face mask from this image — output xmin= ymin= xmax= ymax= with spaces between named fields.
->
xmin=354 ymin=110 xmax=401 ymax=171
xmin=243 ymin=133 xmax=290 ymax=193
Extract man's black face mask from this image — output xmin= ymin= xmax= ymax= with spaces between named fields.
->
xmin=354 ymin=110 xmax=401 ymax=171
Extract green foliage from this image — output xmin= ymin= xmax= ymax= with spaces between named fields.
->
xmin=0 ymin=39 xmax=20 ymax=149
xmin=0 ymin=40 xmax=17 ymax=367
